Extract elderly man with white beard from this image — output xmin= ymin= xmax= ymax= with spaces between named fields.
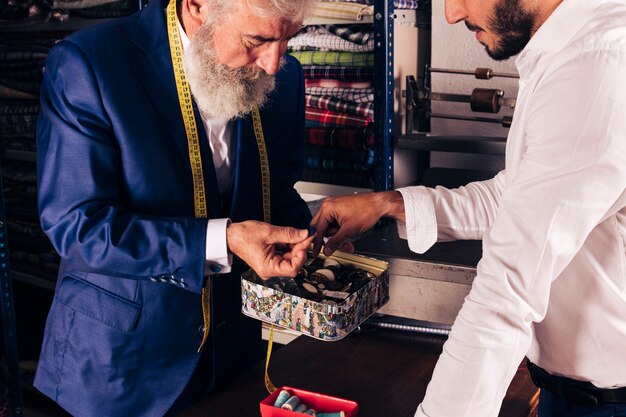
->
xmin=34 ymin=0 xmax=315 ymax=415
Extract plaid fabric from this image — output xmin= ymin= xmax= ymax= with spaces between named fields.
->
xmin=306 ymin=86 xmax=374 ymax=102
xmin=326 ymin=24 xmax=373 ymax=45
xmin=319 ymin=0 xmax=420 ymax=9
xmin=305 ymin=79 xmax=371 ymax=88
xmin=301 ymin=65 xmax=372 ymax=81
xmin=291 ymin=51 xmax=374 ymax=67
xmin=306 ymin=126 xmax=375 ymax=150
xmin=306 ymin=94 xmax=374 ymax=118
xmin=306 ymin=106 xmax=372 ymax=128
xmin=311 ymin=1 xmax=374 ymax=21
xmin=288 ymin=26 xmax=374 ymax=52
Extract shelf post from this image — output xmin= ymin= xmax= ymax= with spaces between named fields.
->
xmin=373 ymin=0 xmax=395 ymax=191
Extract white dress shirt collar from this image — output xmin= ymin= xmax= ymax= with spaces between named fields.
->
xmin=177 ymin=14 xmax=191 ymax=50
xmin=517 ymin=0 xmax=608 ymax=73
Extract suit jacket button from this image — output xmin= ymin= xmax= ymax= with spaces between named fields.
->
xmin=197 ymin=325 xmax=205 ymax=334
xmin=149 ymin=277 xmax=158 ymax=282
xmin=158 ymin=276 xmax=168 ymax=283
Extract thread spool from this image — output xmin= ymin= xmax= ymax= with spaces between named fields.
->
xmin=273 ymin=390 xmax=291 ymax=408
xmin=281 ymin=395 xmax=301 ymax=411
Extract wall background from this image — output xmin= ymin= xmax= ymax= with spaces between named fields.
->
xmin=428 ymin=1 xmax=519 ymax=172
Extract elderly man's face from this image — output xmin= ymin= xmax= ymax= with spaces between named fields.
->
xmin=444 ymin=0 xmax=537 ymax=61
xmin=211 ymin=2 xmax=302 ymax=75
xmin=183 ymin=0 xmax=302 ymax=120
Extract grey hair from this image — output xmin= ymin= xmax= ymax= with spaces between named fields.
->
xmin=205 ymin=0 xmax=314 ymax=23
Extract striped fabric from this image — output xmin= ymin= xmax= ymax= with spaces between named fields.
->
xmin=306 ymin=95 xmax=374 ymax=118
xmin=326 ymin=24 xmax=373 ymax=45
xmin=288 ymin=30 xmax=374 ymax=52
xmin=305 ymin=79 xmax=372 ymax=89
xmin=291 ymin=51 xmax=374 ymax=67
xmin=53 ymin=0 xmax=124 ymax=8
xmin=305 ymin=155 xmax=374 ymax=171
xmin=319 ymin=0 xmax=421 ymax=9
xmin=306 ymin=127 xmax=375 ymax=150
xmin=306 ymin=106 xmax=372 ymax=128
xmin=301 ymin=65 xmax=373 ymax=81
xmin=394 ymin=0 xmax=420 ymax=9
xmin=306 ymin=86 xmax=374 ymax=103
xmin=311 ymin=1 xmax=374 ymax=21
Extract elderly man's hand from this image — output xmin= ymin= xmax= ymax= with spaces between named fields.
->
xmin=226 ymin=220 xmax=314 ymax=280
xmin=310 ymin=191 xmax=406 ymax=257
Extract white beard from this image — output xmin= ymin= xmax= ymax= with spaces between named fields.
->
xmin=183 ymin=22 xmax=278 ymax=120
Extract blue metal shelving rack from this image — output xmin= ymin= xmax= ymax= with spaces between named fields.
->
xmin=373 ymin=0 xmax=395 ymax=192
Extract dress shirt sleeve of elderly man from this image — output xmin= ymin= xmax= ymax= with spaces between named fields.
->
xmin=398 ymin=27 xmax=626 ymax=417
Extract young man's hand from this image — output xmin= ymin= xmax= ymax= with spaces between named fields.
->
xmin=310 ymin=191 xmax=405 ymax=257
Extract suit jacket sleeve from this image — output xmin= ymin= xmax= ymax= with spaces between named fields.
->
xmin=37 ymin=40 xmax=207 ymax=293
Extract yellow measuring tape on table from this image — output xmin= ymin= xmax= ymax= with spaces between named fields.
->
xmin=166 ymin=0 xmax=276 ymax=393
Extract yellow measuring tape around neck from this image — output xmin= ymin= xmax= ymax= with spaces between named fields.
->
xmin=166 ymin=0 xmax=272 ymax=354
xmin=167 ymin=0 xmax=206 ymax=219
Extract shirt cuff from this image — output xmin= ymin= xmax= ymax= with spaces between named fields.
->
xmin=204 ymin=218 xmax=233 ymax=275
xmin=396 ymin=186 xmax=437 ymax=254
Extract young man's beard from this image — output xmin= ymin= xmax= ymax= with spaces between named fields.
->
xmin=183 ymin=22 xmax=279 ymax=120
xmin=486 ymin=0 xmax=536 ymax=61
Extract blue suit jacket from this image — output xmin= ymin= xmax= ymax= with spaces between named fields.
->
xmin=34 ymin=0 xmax=311 ymax=415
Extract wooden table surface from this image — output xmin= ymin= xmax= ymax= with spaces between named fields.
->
xmin=179 ymin=326 xmax=538 ymax=417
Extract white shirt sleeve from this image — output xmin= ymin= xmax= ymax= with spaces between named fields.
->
xmin=397 ymin=171 xmax=505 ymax=253
xmin=204 ymin=218 xmax=233 ymax=275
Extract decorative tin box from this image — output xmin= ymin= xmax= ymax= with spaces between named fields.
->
xmin=260 ymin=386 xmax=358 ymax=417
xmin=241 ymin=251 xmax=389 ymax=341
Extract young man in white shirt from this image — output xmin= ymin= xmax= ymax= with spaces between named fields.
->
xmin=311 ymin=0 xmax=626 ymax=416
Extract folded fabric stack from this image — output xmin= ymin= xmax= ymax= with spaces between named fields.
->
xmin=0 ymin=35 xmax=55 ymax=151
xmin=0 ymin=0 xmax=136 ymax=29
xmin=0 ymin=35 xmax=61 ymax=281
xmin=307 ymin=0 xmax=422 ymax=21
xmin=289 ymin=21 xmax=376 ymax=188
xmin=290 ymin=0 xmax=421 ymax=188
xmin=1 ymin=0 xmax=138 ymax=280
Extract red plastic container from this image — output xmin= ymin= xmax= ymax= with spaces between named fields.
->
xmin=260 ymin=386 xmax=358 ymax=417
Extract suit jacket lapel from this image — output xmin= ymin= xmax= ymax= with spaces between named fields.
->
xmin=131 ymin=0 xmax=221 ymax=218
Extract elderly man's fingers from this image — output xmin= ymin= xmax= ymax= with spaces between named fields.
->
xmin=263 ymin=225 xmax=309 ymax=246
